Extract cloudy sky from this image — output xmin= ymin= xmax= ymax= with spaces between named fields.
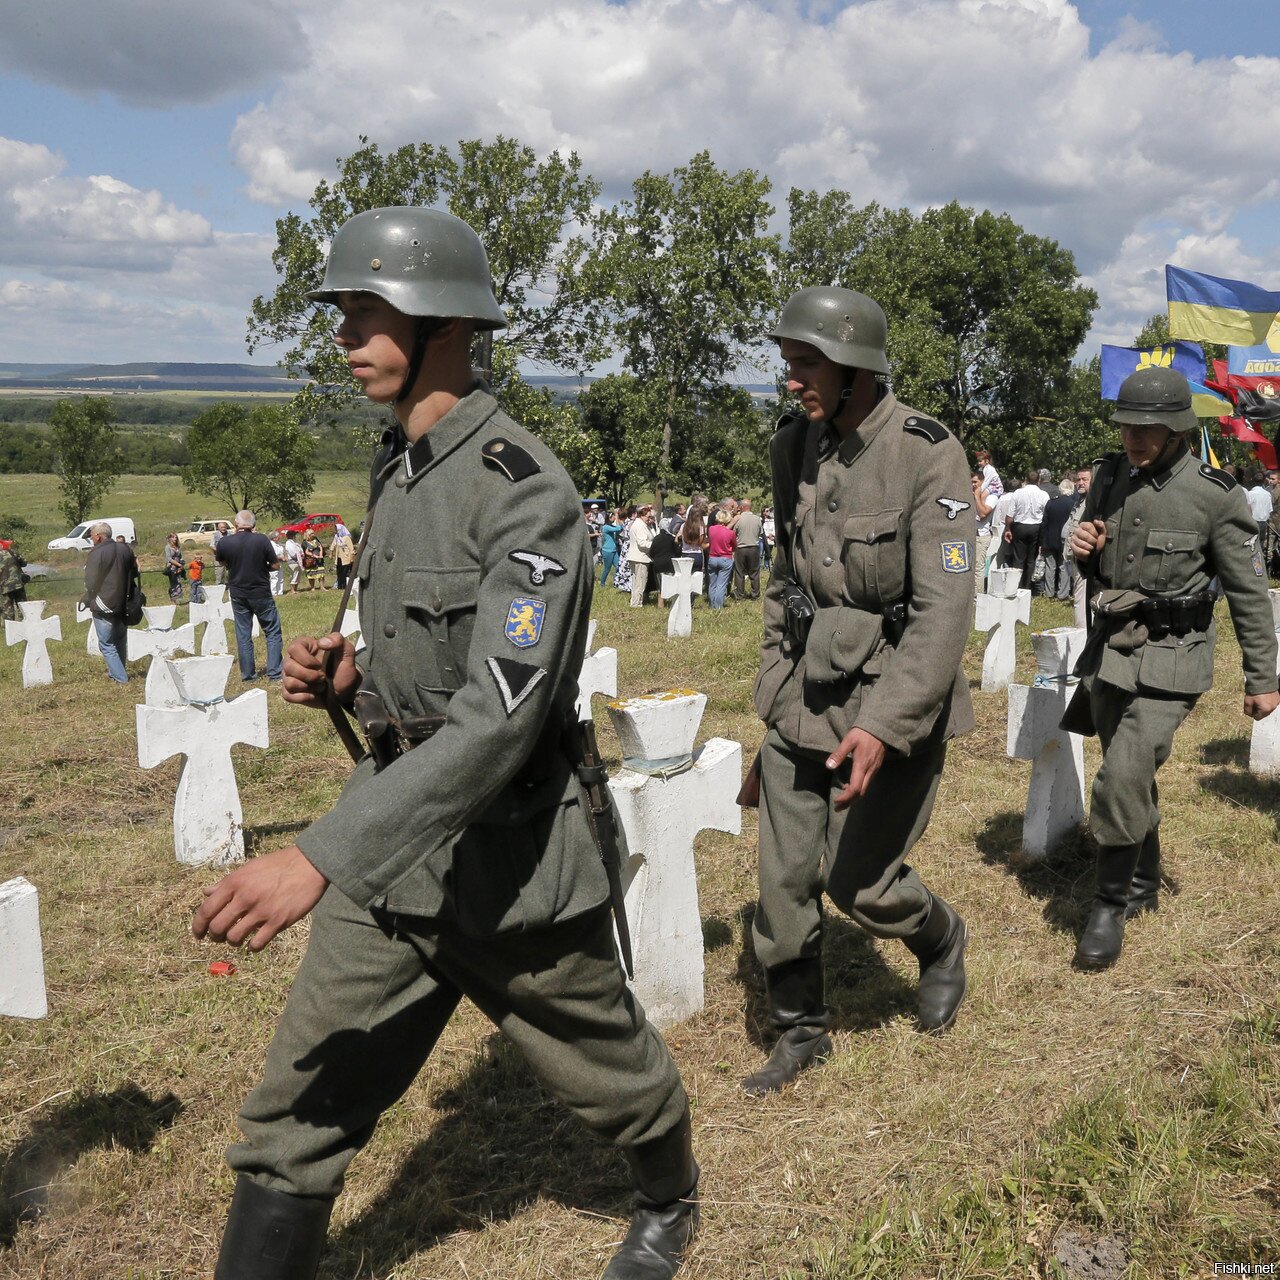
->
xmin=0 ymin=0 xmax=1276 ymax=369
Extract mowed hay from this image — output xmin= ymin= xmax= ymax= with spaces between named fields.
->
xmin=1 ymin=578 xmax=1276 ymax=1278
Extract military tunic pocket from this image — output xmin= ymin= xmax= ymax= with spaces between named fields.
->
xmin=403 ymin=566 xmax=479 ymax=692
xmin=841 ymin=509 xmax=904 ymax=600
xmin=1137 ymin=631 xmax=1212 ymax=695
xmin=1138 ymin=529 xmax=1199 ymax=594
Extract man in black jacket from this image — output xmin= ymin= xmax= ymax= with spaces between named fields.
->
xmin=83 ymin=522 xmax=137 ymax=682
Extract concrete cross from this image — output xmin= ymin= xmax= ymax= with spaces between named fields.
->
xmin=136 ymin=654 xmax=269 ymax=865
xmin=190 ymin=583 xmax=234 ymax=655
xmin=76 ymin=602 xmax=101 ymax=656
xmin=659 ymin=557 xmax=704 ymax=639
xmin=974 ymin=566 xmax=1031 ymax=692
xmin=607 ymin=690 xmax=742 ymax=1028
xmin=0 ymin=877 xmax=47 ymax=1019
xmin=4 ymin=600 xmax=62 ymax=688
xmin=1007 ymin=626 xmax=1088 ymax=858
xmin=129 ymin=606 xmax=198 ymax=706
xmin=1248 ymin=588 xmax=1280 ymax=775
xmin=575 ymin=618 xmax=618 ymax=723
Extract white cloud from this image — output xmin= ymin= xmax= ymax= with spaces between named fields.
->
xmin=0 ymin=138 xmax=213 ymax=272
xmin=0 ymin=0 xmax=307 ymax=106
xmin=224 ymin=0 xmax=1280 ymax=358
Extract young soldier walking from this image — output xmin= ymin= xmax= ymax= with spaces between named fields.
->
xmin=1067 ymin=365 xmax=1279 ymax=970
xmin=193 ymin=207 xmax=697 ymax=1279
xmin=744 ymin=286 xmax=975 ymax=1096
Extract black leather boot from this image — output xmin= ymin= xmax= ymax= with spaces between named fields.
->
xmin=1074 ymin=843 xmax=1143 ymax=971
xmin=739 ymin=957 xmax=832 ymax=1096
xmin=1125 ymin=829 xmax=1161 ymax=919
xmin=904 ymin=895 xmax=967 ymax=1033
xmin=214 ymin=1175 xmax=333 ymax=1280
xmin=603 ymin=1110 xmax=699 ymax=1279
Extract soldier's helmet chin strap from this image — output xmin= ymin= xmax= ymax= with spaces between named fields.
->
xmin=396 ymin=317 xmax=447 ymax=404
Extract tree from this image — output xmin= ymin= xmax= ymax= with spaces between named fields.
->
xmin=247 ymin=135 xmax=610 ymax=434
xmin=584 ymin=151 xmax=779 ymax=494
xmin=49 ymin=397 xmax=123 ymax=524
xmin=182 ymin=402 xmax=315 ymax=520
xmin=780 ymin=195 xmax=1097 ymax=445
xmin=576 ymin=374 xmax=665 ymax=506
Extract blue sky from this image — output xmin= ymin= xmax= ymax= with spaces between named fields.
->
xmin=0 ymin=0 xmax=1276 ymax=367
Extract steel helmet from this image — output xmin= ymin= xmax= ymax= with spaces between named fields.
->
xmin=1111 ymin=366 xmax=1198 ymax=434
xmin=768 ymin=286 xmax=890 ymax=374
xmin=307 ymin=207 xmax=507 ymax=330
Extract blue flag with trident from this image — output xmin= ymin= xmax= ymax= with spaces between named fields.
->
xmin=1100 ymin=341 xmax=1205 ymax=401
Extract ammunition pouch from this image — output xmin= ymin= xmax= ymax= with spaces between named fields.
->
xmin=1091 ymin=589 xmax=1213 ymax=640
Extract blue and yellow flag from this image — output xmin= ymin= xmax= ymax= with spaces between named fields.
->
xmin=1199 ymin=423 xmax=1220 ymax=470
xmin=1166 ymin=265 xmax=1280 ymax=347
xmin=1187 ymin=379 xmax=1233 ymax=418
xmin=1100 ymin=340 xmax=1204 ymax=400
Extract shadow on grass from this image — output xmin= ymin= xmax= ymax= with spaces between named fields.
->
xmin=1200 ymin=768 xmax=1280 ymax=833
xmin=323 ymin=1041 xmax=626 ymax=1277
xmin=976 ymin=809 xmax=1095 ymax=934
xmin=1200 ymin=736 xmax=1249 ymax=767
xmin=0 ymin=1084 xmax=182 ymax=1247
xmin=732 ymin=902 xmax=914 ymax=1048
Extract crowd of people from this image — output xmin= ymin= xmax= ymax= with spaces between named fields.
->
xmin=160 ymin=519 xmax=358 ymax=604
xmin=584 ymin=497 xmax=776 ymax=611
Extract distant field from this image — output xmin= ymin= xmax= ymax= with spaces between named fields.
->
xmin=0 ymin=471 xmax=373 ymax=583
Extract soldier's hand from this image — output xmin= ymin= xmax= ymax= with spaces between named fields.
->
xmin=281 ymin=632 xmax=359 ymax=707
xmin=827 ymin=727 xmax=887 ymax=810
xmin=1243 ymin=691 xmax=1280 ymax=721
xmin=1071 ymin=519 xmax=1106 ymax=560
xmin=192 ymin=845 xmax=328 ymax=951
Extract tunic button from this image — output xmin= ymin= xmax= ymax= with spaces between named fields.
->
xmin=384 ymin=547 xmax=395 ymax=562
xmin=394 ymin=471 xmax=409 ymax=489
xmin=1133 ymin=518 xmax=1142 ymax=527
xmin=1126 ymin=554 xmax=1135 ymax=563
xmin=1164 ymin=541 xmax=1173 ymax=551
xmin=823 ymin=555 xmax=833 ymax=567
xmin=828 ymin=500 xmax=838 ymax=512
xmin=383 ymin=622 xmax=397 ymax=638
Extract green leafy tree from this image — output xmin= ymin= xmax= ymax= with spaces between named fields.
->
xmin=182 ymin=402 xmax=315 ymax=521
xmin=585 ymin=151 xmax=779 ymax=494
xmin=781 ymin=195 xmax=1097 ymax=445
xmin=575 ymin=374 xmax=664 ymax=506
xmin=247 ymin=135 xmax=610 ymax=442
xmin=48 ymin=397 xmax=123 ymax=523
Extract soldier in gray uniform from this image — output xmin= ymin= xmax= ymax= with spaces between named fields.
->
xmin=1067 ymin=365 xmax=1279 ymax=970
xmin=743 ymin=287 xmax=975 ymax=1096
xmin=193 ymin=208 xmax=697 ymax=1280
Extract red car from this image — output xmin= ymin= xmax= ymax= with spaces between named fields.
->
xmin=273 ymin=513 xmax=345 ymax=540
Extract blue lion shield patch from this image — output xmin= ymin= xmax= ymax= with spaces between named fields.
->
xmin=940 ymin=541 xmax=970 ymax=574
xmin=504 ymin=596 xmax=546 ymax=648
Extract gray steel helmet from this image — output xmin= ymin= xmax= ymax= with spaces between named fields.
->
xmin=1111 ymin=366 xmax=1198 ymax=434
xmin=307 ymin=207 xmax=507 ymax=330
xmin=767 ymin=286 xmax=890 ymax=374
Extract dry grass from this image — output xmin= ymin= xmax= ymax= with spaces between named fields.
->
xmin=1 ymin=574 xmax=1276 ymax=1278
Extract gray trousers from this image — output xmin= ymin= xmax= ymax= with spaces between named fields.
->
xmin=230 ymin=887 xmax=687 ymax=1199
xmin=752 ymin=724 xmax=947 ymax=972
xmin=732 ymin=546 xmax=761 ymax=599
xmin=1087 ymin=677 xmax=1196 ymax=850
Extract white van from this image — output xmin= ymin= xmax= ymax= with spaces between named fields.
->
xmin=47 ymin=517 xmax=137 ymax=550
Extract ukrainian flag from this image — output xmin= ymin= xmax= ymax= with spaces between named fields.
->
xmin=1166 ymin=266 xmax=1280 ymax=347
xmin=1188 ymin=379 xmax=1233 ymax=418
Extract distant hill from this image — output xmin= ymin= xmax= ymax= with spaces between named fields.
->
xmin=0 ymin=362 xmax=303 ymax=393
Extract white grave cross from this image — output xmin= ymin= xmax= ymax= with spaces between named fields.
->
xmin=575 ymin=619 xmax=618 ymax=723
xmin=76 ymin=602 xmax=102 ymax=656
xmin=0 ymin=877 xmax=47 ymax=1019
xmin=136 ymin=655 xmax=269 ymax=865
xmin=974 ymin=566 xmax=1031 ymax=692
xmin=1007 ymin=626 xmax=1088 ymax=858
xmin=190 ymin=583 xmax=234 ymax=655
xmin=606 ymin=690 xmax=742 ymax=1028
xmin=130 ymin=606 xmax=198 ymax=706
xmin=4 ymin=600 xmax=62 ymax=688
xmin=659 ymin=557 xmax=704 ymax=639
xmin=1248 ymin=588 xmax=1280 ymax=775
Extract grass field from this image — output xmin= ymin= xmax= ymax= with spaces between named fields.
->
xmin=0 ymin=492 xmax=1276 ymax=1278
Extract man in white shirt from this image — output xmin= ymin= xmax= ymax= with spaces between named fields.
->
xmin=1003 ymin=469 xmax=1049 ymax=589
xmin=1245 ymin=469 xmax=1274 ymax=573
xmin=283 ymin=533 xmax=303 ymax=594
